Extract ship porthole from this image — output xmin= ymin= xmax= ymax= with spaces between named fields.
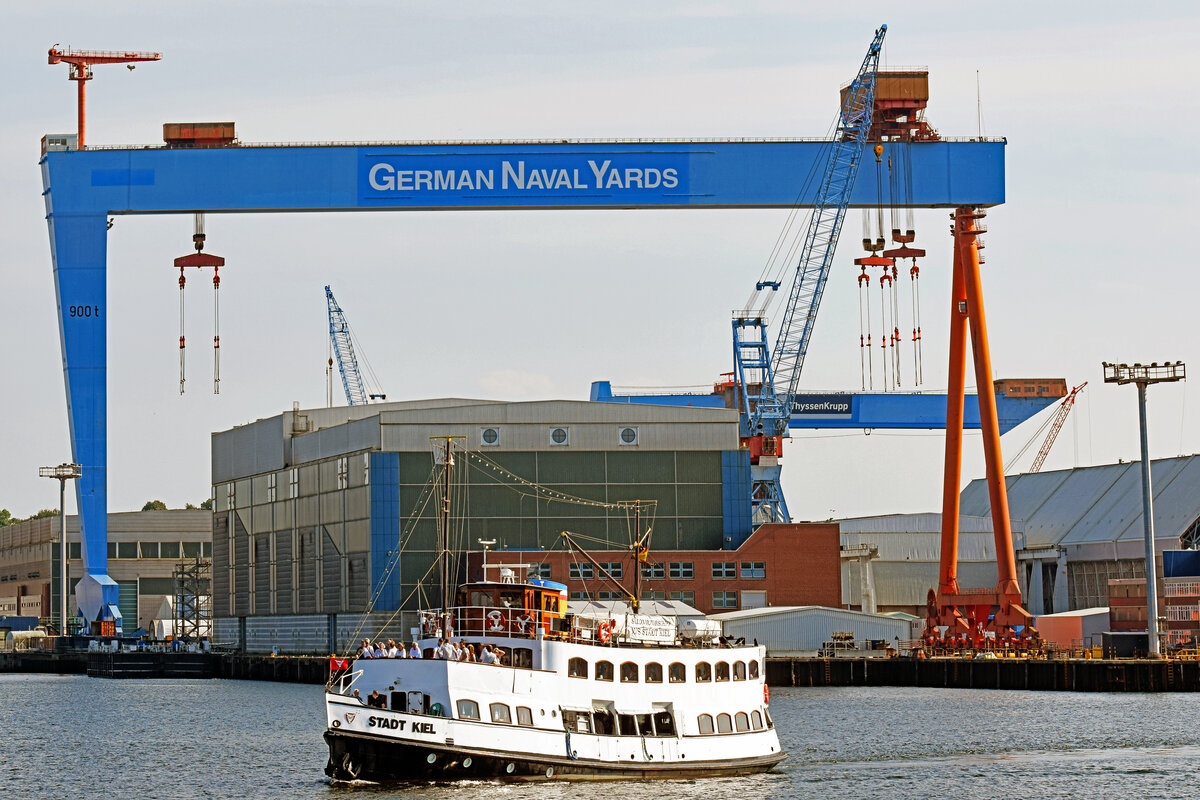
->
xmin=545 ymin=767 xmax=555 ymax=778
xmin=427 ymin=753 xmax=438 ymax=764
xmin=331 ymin=720 xmax=340 ymax=728
xmin=463 ymin=757 xmax=472 ymax=768
xmin=506 ymin=762 xmax=516 ymax=774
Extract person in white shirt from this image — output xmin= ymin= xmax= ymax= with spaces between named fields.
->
xmin=479 ymin=645 xmax=496 ymax=665
xmin=385 ymin=639 xmax=400 ymax=658
xmin=409 ymin=642 xmax=421 ymax=659
xmin=372 ymin=642 xmax=386 ymax=658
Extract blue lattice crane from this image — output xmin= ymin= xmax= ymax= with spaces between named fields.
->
xmin=732 ymin=25 xmax=886 ymax=523
xmin=325 ymin=285 xmax=385 ymax=406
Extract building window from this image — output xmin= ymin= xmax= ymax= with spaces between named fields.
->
xmin=362 ymin=453 xmax=370 ymax=485
xmin=139 ymin=542 xmax=159 ymax=559
xmin=669 ymin=590 xmax=695 ymax=605
xmin=568 ymin=657 xmax=588 ymax=678
xmin=117 ymin=542 xmax=138 ymax=560
xmin=183 ymin=541 xmax=201 ymax=559
xmin=695 ymin=662 xmax=711 ymax=682
xmin=549 ymin=426 xmax=569 ymax=446
xmin=712 ymin=562 xmax=736 ymax=579
xmin=597 ymin=590 xmax=620 ymax=601
xmin=620 ymin=662 xmax=639 ymax=683
xmin=713 ymin=591 xmax=738 ymax=609
xmin=516 ymin=706 xmax=533 ymax=726
xmin=598 ymin=561 xmax=622 ymax=579
xmin=289 ymin=468 xmax=298 ymax=499
xmin=202 ymin=542 xmax=212 ymax=557
xmin=645 ymin=663 xmax=663 ymax=683
xmin=456 ymin=699 xmax=480 ymax=720
xmin=68 ymin=543 xmax=81 ymax=560
xmin=716 ymin=713 xmax=733 ymax=733
xmin=740 ymin=561 xmax=765 ymax=579
xmin=641 ymin=563 xmax=665 ymax=580
xmin=715 ymin=661 xmax=730 ymax=682
xmin=226 ymin=483 xmax=234 ymax=508
xmin=569 ymin=591 xmax=591 ymax=601
xmin=669 ymin=562 xmax=693 ymax=579
xmin=490 ymin=703 xmax=512 ymax=724
xmin=641 ymin=591 xmax=666 ymax=601
xmin=160 ymin=541 xmax=180 ymax=559
xmin=596 ymin=661 xmax=614 ymax=681
xmin=569 ymin=562 xmax=594 ymax=580
xmin=698 ymin=714 xmax=714 ymax=734
xmin=336 ymin=457 xmax=348 ymax=489
xmin=669 ymin=662 xmax=686 ymax=683
xmin=266 ymin=473 xmax=277 ymax=503
xmin=529 ymin=562 xmax=552 ymax=579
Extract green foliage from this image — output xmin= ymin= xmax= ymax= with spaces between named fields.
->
xmin=200 ymin=498 xmax=213 ymax=510
xmin=0 ymin=509 xmax=11 ymax=527
xmin=141 ymin=500 xmax=168 ymax=511
xmin=0 ymin=508 xmax=58 ymax=525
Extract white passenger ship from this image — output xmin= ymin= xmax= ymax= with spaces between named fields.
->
xmin=324 ymin=570 xmax=784 ymax=781
xmin=323 ymin=438 xmax=785 ymax=782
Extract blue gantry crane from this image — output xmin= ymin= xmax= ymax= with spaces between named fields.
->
xmin=732 ymin=26 xmax=886 ymax=523
xmin=325 ymin=285 xmax=384 ymax=406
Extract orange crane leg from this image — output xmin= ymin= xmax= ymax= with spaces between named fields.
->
xmin=937 ymin=233 xmax=967 ymax=596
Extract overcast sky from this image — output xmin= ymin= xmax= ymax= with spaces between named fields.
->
xmin=3 ymin=2 xmax=1198 ymax=523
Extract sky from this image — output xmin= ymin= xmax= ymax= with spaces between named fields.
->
xmin=2 ymin=2 xmax=1199 ymax=523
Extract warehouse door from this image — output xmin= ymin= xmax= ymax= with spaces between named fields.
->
xmin=117 ymin=580 xmax=138 ymax=632
xmin=741 ymin=590 xmax=767 ymax=610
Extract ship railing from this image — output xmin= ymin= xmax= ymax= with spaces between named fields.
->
xmin=329 ymin=668 xmax=365 ymax=696
xmin=415 ymin=605 xmax=609 ymax=644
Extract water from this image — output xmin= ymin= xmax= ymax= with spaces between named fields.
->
xmin=2 ymin=675 xmax=1199 ymax=799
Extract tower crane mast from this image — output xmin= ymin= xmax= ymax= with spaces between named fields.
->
xmin=1029 ymin=382 xmax=1087 ymax=473
xmin=325 ymin=286 xmax=384 ymax=406
xmin=732 ymin=25 xmax=886 ymax=523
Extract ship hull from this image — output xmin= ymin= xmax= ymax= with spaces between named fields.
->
xmin=324 ymin=728 xmax=786 ymax=782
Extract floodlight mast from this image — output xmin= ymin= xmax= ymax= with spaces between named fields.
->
xmin=39 ymin=462 xmax=82 ymax=635
xmin=1102 ymin=360 xmax=1187 ymax=657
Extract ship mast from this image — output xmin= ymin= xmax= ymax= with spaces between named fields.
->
xmin=437 ymin=436 xmax=454 ymax=633
xmin=631 ymin=501 xmax=641 ymax=614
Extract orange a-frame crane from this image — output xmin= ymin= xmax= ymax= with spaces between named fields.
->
xmin=926 ymin=207 xmax=1035 ymax=646
xmin=47 ymin=46 xmax=162 ymax=148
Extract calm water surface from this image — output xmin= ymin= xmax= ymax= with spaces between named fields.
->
xmin=1 ymin=674 xmax=1198 ymax=799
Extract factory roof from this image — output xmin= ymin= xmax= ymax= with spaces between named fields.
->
xmin=960 ymin=455 xmax=1200 ymax=553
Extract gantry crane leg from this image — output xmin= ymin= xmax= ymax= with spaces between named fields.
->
xmin=928 ymin=207 xmax=1033 ymax=643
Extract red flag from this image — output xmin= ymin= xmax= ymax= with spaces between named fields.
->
xmin=330 ymin=656 xmax=350 ymax=671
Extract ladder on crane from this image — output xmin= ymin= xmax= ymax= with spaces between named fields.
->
xmin=732 ymin=25 xmax=887 ymax=523
xmin=325 ymin=286 xmax=385 ymax=406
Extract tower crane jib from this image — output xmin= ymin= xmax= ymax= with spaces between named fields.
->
xmin=325 ymin=286 xmax=371 ymax=407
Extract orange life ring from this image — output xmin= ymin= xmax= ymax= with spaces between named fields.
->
xmin=763 ymin=684 xmax=770 ymax=704
xmin=597 ymin=622 xmax=612 ymax=643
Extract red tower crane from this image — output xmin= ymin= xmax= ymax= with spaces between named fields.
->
xmin=1029 ymin=382 xmax=1087 ymax=473
xmin=47 ymin=46 xmax=162 ymax=148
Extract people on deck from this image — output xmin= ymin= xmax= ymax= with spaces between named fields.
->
xmin=357 ymin=638 xmax=373 ymax=659
xmin=409 ymin=642 xmax=421 ymax=658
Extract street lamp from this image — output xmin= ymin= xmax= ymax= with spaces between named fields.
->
xmin=38 ymin=462 xmax=82 ymax=637
xmin=1102 ymin=361 xmax=1186 ymax=657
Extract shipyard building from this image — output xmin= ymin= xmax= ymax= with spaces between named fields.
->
xmin=0 ymin=510 xmax=211 ymax=633
xmin=211 ymin=399 xmax=781 ymax=653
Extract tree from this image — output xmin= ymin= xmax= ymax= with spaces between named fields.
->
xmin=0 ymin=509 xmax=11 ymax=527
xmin=200 ymin=498 xmax=213 ymax=510
xmin=26 ymin=509 xmax=57 ymax=521
xmin=184 ymin=503 xmax=197 ymax=510
xmin=141 ymin=500 xmax=168 ymax=511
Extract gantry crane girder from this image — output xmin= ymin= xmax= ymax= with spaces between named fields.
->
xmin=41 ymin=87 xmax=1003 ymax=628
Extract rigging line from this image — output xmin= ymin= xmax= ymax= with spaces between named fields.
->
xmin=342 ymin=555 xmax=445 ymax=663
xmin=467 ymin=451 xmax=655 ymax=510
xmin=344 ymin=317 xmax=386 ymax=398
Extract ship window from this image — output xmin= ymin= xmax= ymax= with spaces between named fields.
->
xmin=751 ymin=710 xmax=763 ymax=730
xmin=490 ymin=703 xmax=512 ymax=724
xmin=595 ymin=660 xmax=614 ymax=681
xmin=568 ymin=657 xmax=588 ymax=678
xmin=749 ymin=660 xmax=760 ymax=679
xmin=716 ymin=661 xmax=730 ymax=682
xmin=637 ymin=714 xmax=654 ymax=736
xmin=618 ymin=714 xmax=637 ymax=736
xmin=594 ymin=709 xmax=616 ymax=735
xmin=470 ymin=590 xmax=495 ymax=607
xmin=669 ymin=662 xmax=686 ymax=683
xmin=645 ymin=662 xmax=663 ymax=683
xmin=733 ymin=661 xmax=747 ymax=681
xmin=512 ymin=648 xmax=533 ymax=669
xmin=697 ymin=714 xmax=714 ymax=734
xmin=695 ymin=661 xmax=711 ymax=682
xmin=516 ymin=706 xmax=534 ymax=726
xmin=653 ymin=711 xmax=676 ymax=737
xmin=620 ymin=661 xmax=639 ymax=683
xmin=564 ymin=710 xmax=593 ymax=733
xmin=735 ymin=712 xmax=750 ymax=732
xmin=717 ymin=713 xmax=733 ymax=733
xmin=457 ymin=699 xmax=480 ymax=720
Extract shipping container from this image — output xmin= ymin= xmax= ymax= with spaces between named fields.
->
xmin=163 ymin=122 xmax=236 ymax=147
